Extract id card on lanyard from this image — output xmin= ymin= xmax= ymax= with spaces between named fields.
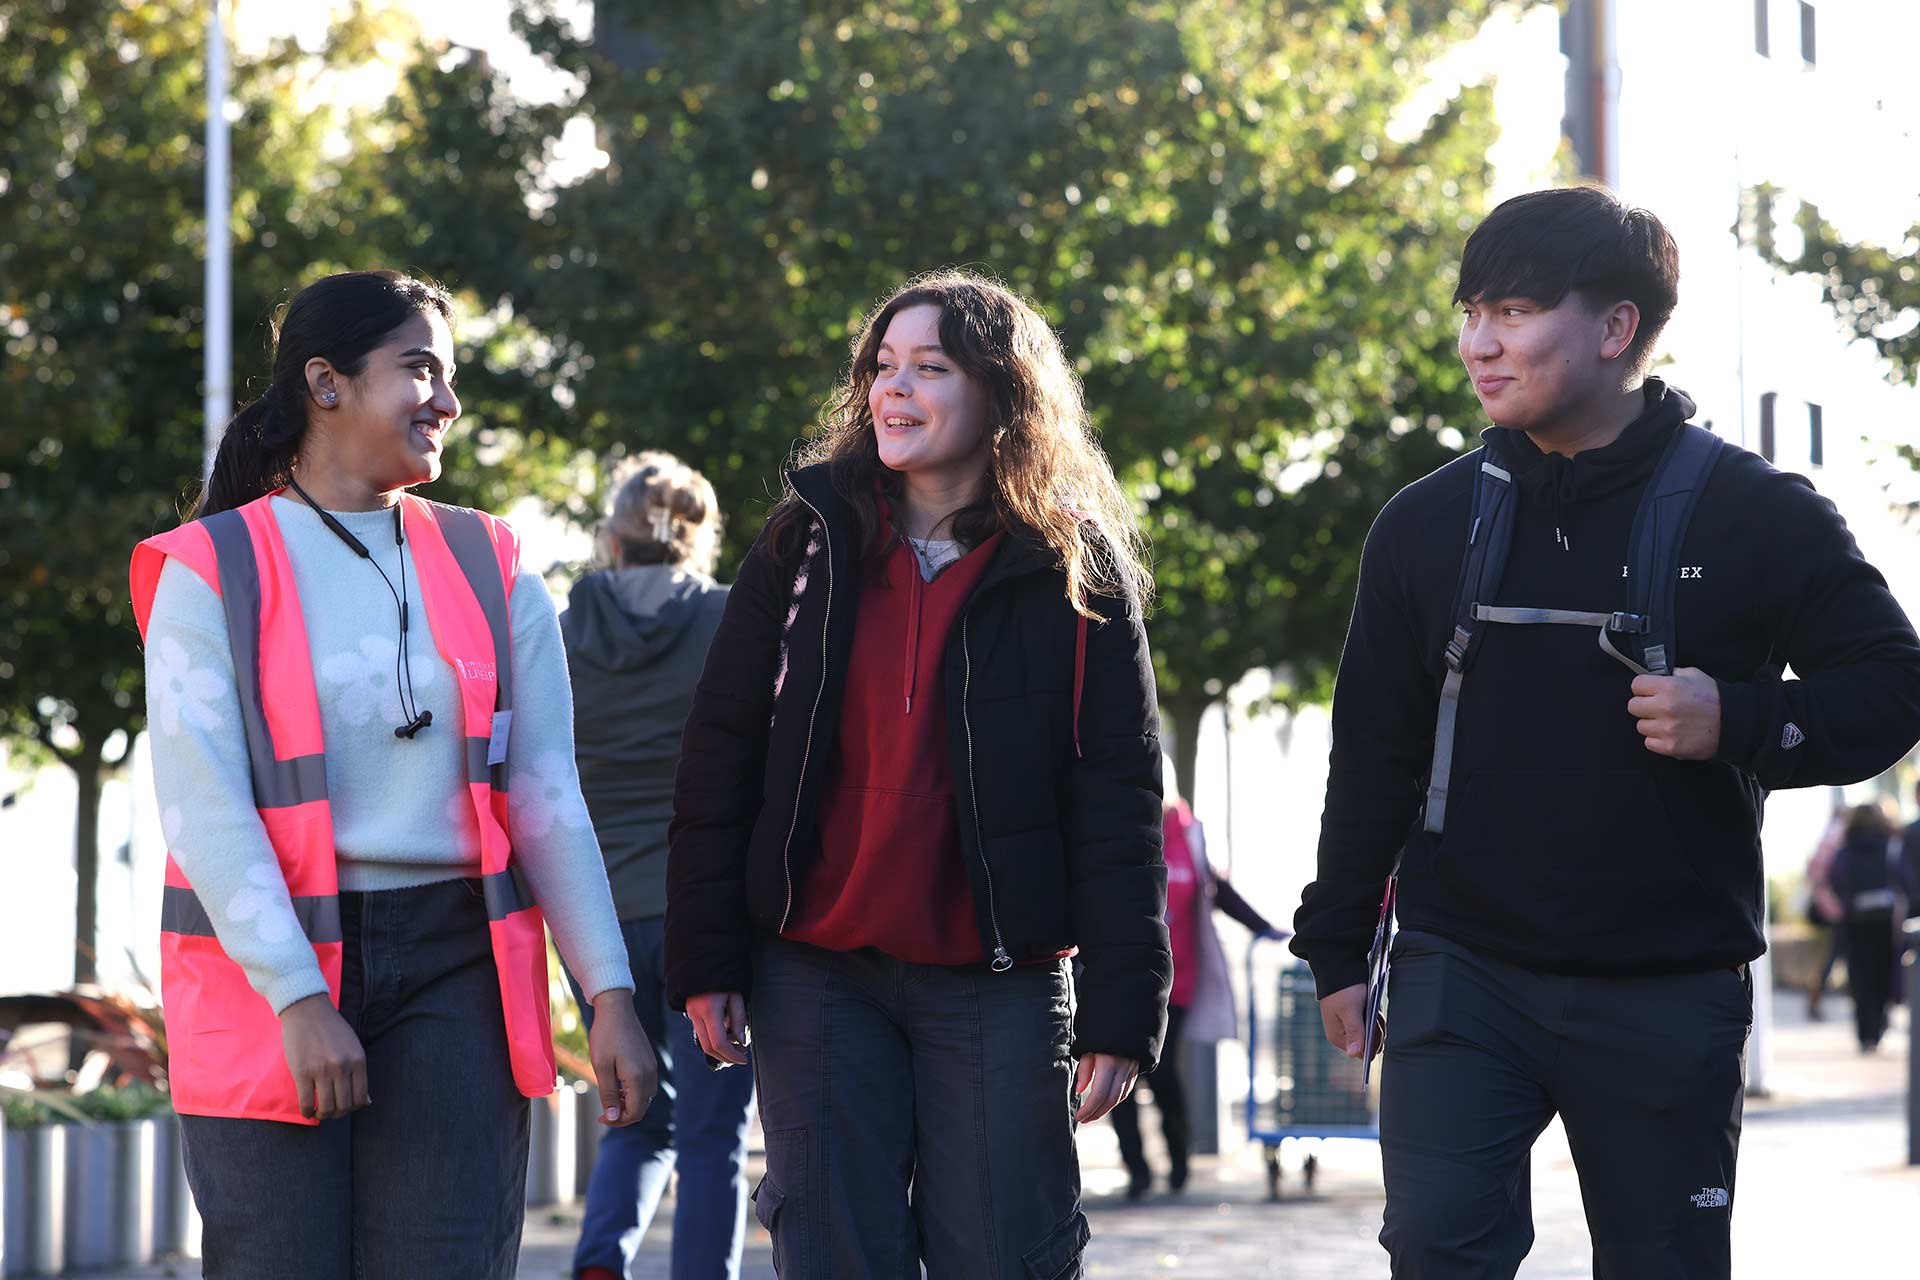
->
xmin=1361 ymin=871 xmax=1397 ymax=1089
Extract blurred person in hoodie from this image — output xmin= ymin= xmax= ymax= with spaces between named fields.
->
xmin=1825 ymin=801 xmax=1904 ymax=1052
xmin=560 ymin=452 xmax=752 ymax=1280
xmin=1111 ymin=762 xmax=1286 ymax=1200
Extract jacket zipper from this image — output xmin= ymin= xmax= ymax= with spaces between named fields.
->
xmin=776 ymin=496 xmax=833 ymax=933
xmin=961 ymin=607 xmax=1014 ymax=972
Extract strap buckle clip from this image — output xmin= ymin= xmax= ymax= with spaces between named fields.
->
xmin=1607 ymin=611 xmax=1650 ymax=635
xmin=1444 ymin=624 xmax=1472 ymax=671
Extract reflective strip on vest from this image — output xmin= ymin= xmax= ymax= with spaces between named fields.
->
xmin=160 ymin=883 xmax=343 ymax=945
xmin=203 ymin=510 xmax=330 ymax=809
xmin=431 ymin=504 xmax=516 ymax=711
xmin=465 ymin=736 xmax=511 ymax=790
xmin=481 ymin=865 xmax=536 ymax=921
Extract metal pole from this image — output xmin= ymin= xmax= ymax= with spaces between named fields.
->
xmin=1221 ymin=700 xmax=1235 ymax=877
xmin=203 ymin=0 xmax=231 ymax=479
xmin=1906 ymin=920 xmax=1918 ymax=1165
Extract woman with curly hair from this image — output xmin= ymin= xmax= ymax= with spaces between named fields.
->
xmin=665 ymin=270 xmax=1169 ymax=1276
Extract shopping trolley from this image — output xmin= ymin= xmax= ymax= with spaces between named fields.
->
xmin=1242 ymin=933 xmax=1379 ymax=1199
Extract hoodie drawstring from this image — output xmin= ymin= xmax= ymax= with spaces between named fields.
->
xmin=903 ymin=536 xmax=923 ymax=714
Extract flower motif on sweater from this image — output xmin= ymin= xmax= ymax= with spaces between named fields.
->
xmin=512 ymin=749 xmax=589 ymax=839
xmin=225 ymin=863 xmax=296 ymax=944
xmin=318 ymin=634 xmax=440 ymax=727
xmin=148 ymin=635 xmax=226 ymax=738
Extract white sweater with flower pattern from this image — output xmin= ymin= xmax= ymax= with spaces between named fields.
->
xmin=143 ymin=495 xmax=632 ymax=1014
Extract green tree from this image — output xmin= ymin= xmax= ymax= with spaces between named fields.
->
xmin=506 ymin=0 xmax=1507 ymax=799
xmin=0 ymin=0 xmax=567 ymax=983
xmin=1754 ymin=190 xmax=1920 ymax=384
xmin=1751 ymin=189 xmax=1920 ymax=469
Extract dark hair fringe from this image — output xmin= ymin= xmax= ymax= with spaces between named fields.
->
xmin=1453 ymin=186 xmax=1680 ymax=368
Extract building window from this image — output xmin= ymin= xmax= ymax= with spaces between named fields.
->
xmin=1755 ymin=0 xmax=1770 ymax=56
xmin=1760 ymin=392 xmax=1777 ymax=461
xmin=1800 ymin=2 xmax=1817 ymax=65
xmin=1808 ymin=402 xmax=1823 ymax=467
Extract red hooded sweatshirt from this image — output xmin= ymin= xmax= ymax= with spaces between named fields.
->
xmin=783 ymin=524 xmax=1005 ymax=963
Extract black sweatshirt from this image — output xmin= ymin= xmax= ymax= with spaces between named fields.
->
xmin=1291 ymin=380 xmax=1920 ymax=997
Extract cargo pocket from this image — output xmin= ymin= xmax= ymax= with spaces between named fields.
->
xmin=754 ymin=1127 xmax=807 ymax=1277
xmin=1022 ymin=1207 xmax=1090 ymax=1279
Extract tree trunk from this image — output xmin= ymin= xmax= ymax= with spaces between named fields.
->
xmin=71 ymin=753 xmax=102 ymax=987
xmin=1160 ymin=692 xmax=1215 ymax=810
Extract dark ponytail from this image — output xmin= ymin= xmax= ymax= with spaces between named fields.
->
xmin=193 ymin=270 xmax=454 ymax=518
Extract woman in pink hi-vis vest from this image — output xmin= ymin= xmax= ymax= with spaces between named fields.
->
xmin=1110 ymin=764 xmax=1286 ymax=1199
xmin=133 ymin=271 xmax=655 ymax=1277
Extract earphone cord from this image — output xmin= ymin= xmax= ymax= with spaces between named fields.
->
xmin=386 ymin=505 xmax=423 ymax=728
xmin=285 ymin=476 xmax=425 ymax=730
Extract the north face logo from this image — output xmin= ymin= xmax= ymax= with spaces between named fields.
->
xmin=1690 ymin=1186 xmax=1731 ymax=1209
xmin=1781 ymin=723 xmax=1805 ymax=750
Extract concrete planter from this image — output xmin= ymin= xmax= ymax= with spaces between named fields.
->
xmin=572 ymin=1080 xmax=604 ymax=1198
xmin=150 ymin=1113 xmax=201 ymax=1261
xmin=1 ymin=1113 xmax=197 ymax=1276
xmin=525 ymin=1080 xmax=605 ymax=1208
xmin=2 ymin=1124 xmax=65 ymax=1278
xmin=525 ymin=1087 xmax=575 ymax=1208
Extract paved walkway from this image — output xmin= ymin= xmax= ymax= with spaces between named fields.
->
xmin=517 ymin=991 xmax=1911 ymax=1278
xmin=92 ymin=990 xmax=1912 ymax=1278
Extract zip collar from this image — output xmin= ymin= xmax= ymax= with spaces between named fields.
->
xmin=786 ymin=462 xmax=1059 ymax=597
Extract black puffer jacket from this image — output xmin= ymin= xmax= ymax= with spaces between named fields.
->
xmin=665 ymin=464 xmax=1172 ymax=1069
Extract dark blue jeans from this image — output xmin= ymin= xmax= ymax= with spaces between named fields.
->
xmin=180 ymin=878 xmax=530 ymax=1279
xmin=566 ymin=914 xmax=755 ymax=1279
xmin=747 ymin=936 xmax=1090 ymax=1279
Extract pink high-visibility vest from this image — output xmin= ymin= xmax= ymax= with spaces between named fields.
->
xmin=130 ymin=491 xmax=555 ymax=1124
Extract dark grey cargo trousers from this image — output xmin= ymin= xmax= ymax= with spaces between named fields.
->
xmin=1379 ymin=930 xmax=1752 ymax=1279
xmin=746 ymin=936 xmax=1090 ymax=1279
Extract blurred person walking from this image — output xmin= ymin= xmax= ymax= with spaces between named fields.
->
xmin=1803 ymin=805 xmax=1848 ymax=1020
xmin=1827 ymin=802 xmax=1903 ymax=1052
xmin=131 ymin=270 xmax=655 ymax=1278
xmin=665 ymin=271 xmax=1170 ymax=1277
xmin=1902 ymin=778 xmax=1920 ymax=927
xmin=1111 ymin=775 xmax=1285 ymax=1200
xmin=1290 ymin=188 xmax=1920 ymax=1280
xmin=560 ymin=452 xmax=755 ymax=1280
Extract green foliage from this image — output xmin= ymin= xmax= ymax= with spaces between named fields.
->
xmin=1749 ymin=186 xmax=1920 ymax=469
xmin=502 ymin=0 xmax=1509 ymax=792
xmin=1 ymin=1082 xmax=169 ymax=1129
xmin=1750 ymin=186 xmax=1920 ymax=387
xmin=0 ymin=0 xmax=577 ymax=973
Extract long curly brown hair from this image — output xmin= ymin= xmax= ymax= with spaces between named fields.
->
xmin=766 ymin=270 xmax=1151 ymax=617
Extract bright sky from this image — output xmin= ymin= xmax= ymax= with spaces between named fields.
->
xmin=229 ymin=0 xmax=607 ymax=178
xmin=231 ymin=0 xmax=584 ymax=100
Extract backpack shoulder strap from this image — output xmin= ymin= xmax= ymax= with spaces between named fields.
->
xmin=1424 ymin=440 xmax=1518 ymax=833
xmin=1620 ymin=423 xmax=1726 ymax=675
xmin=1445 ymin=442 xmax=1519 ymax=674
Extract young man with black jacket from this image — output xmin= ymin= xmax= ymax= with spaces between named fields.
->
xmin=1290 ymin=186 xmax=1920 ymax=1278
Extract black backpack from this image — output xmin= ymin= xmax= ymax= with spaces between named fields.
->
xmin=1421 ymin=422 xmax=1727 ymax=833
